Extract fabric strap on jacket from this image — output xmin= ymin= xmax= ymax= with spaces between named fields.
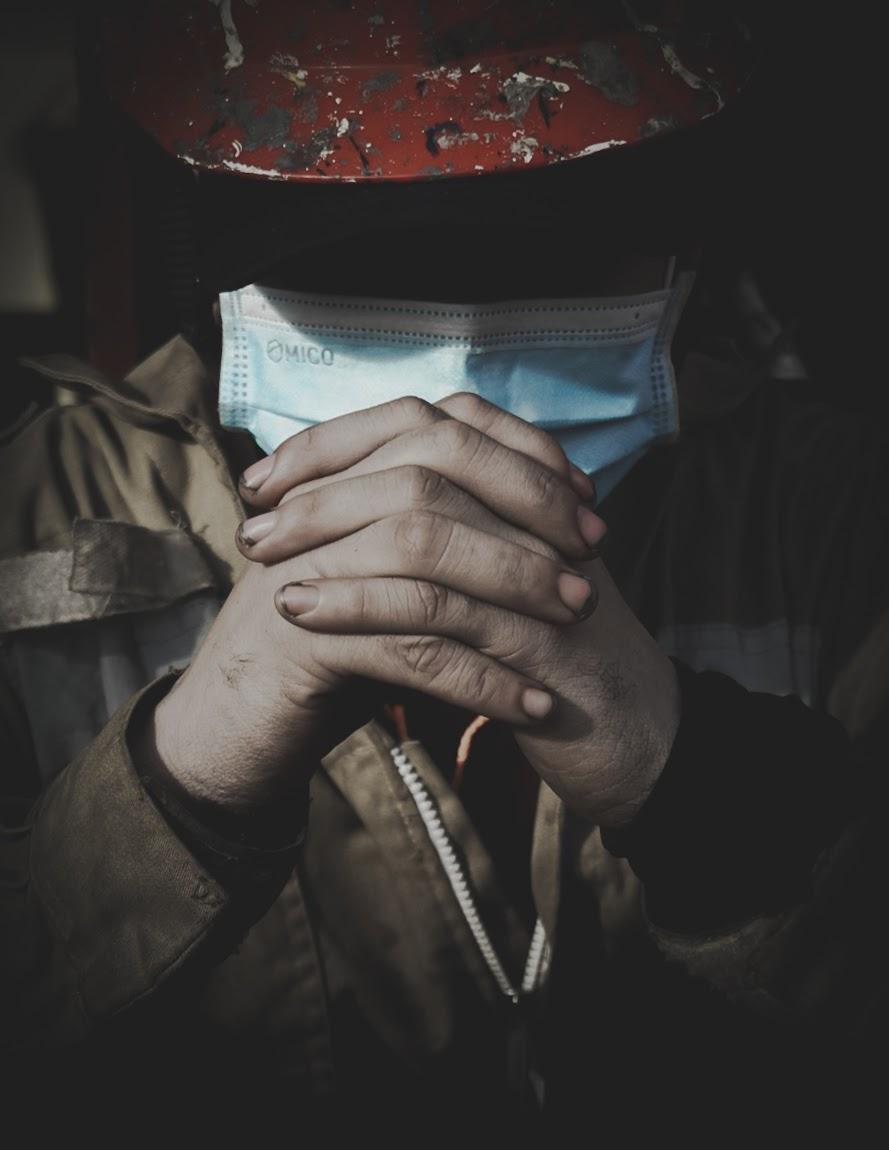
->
xmin=0 ymin=518 xmax=219 ymax=632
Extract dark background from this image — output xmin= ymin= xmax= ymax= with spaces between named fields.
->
xmin=0 ymin=0 xmax=874 ymax=428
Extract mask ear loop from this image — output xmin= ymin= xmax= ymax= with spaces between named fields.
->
xmin=664 ymin=255 xmax=677 ymax=290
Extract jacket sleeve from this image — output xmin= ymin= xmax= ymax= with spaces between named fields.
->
xmin=602 ymin=660 xmax=886 ymax=1032
xmin=600 ymin=390 xmax=889 ymax=1033
xmin=0 ymin=673 xmax=302 ymax=1051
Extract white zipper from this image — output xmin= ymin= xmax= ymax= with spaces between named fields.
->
xmin=390 ymin=744 xmax=549 ymax=1005
xmin=522 ymin=916 xmax=549 ymax=995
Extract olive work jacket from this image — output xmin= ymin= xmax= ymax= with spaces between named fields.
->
xmin=1 ymin=338 xmax=887 ymax=1135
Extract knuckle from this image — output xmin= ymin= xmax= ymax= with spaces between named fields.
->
xmin=297 ymin=486 xmax=324 ymax=524
xmin=414 ymin=580 xmax=450 ymax=629
xmin=499 ymin=546 xmax=530 ymax=592
xmin=527 ymin=464 xmax=561 ymax=511
xmin=527 ymin=536 xmax=562 ymax=564
xmin=437 ymin=391 xmax=487 ymax=421
xmin=435 ymin=418 xmax=481 ymax=461
xmin=393 ymin=395 xmax=438 ymax=425
xmin=391 ymin=512 xmax=437 ymax=565
xmin=391 ymin=510 xmax=443 ymax=566
xmin=341 ymin=579 xmax=370 ymax=618
xmin=507 ymin=525 xmax=561 ymax=563
xmin=482 ymin=614 xmax=532 ymax=663
xmin=503 ymin=622 xmax=560 ymax=672
xmin=539 ymin=438 xmax=571 ymax=477
xmin=401 ymin=464 xmax=446 ymax=509
xmin=459 ymin=655 xmax=501 ymax=705
xmin=519 ymin=422 xmax=569 ymax=471
xmin=396 ymin=633 xmax=451 ymax=678
xmin=266 ymin=442 xmax=296 ymax=485
xmin=496 ymin=540 xmax=531 ymax=588
xmin=295 ymin=422 xmax=320 ymax=456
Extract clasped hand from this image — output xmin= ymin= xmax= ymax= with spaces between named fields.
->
xmin=235 ymin=394 xmax=679 ymax=827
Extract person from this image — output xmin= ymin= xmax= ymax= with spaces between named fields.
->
xmin=1 ymin=0 xmax=885 ymax=1137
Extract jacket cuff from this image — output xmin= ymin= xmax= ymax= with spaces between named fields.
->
xmin=28 ymin=677 xmax=230 ymax=1021
xmin=601 ymin=660 xmax=862 ymax=933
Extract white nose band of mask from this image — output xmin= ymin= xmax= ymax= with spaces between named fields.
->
xmin=219 ymin=270 xmax=693 ymax=503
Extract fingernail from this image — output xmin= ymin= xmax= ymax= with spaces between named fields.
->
xmin=238 ymin=512 xmax=276 ymax=547
xmin=522 ymin=687 xmax=554 ymax=719
xmin=276 ymin=582 xmax=320 ymax=617
xmin=558 ymin=571 xmax=597 ymax=619
xmin=568 ymin=465 xmax=595 ymax=502
xmin=240 ymin=455 xmax=275 ymax=492
xmin=577 ymin=505 xmax=607 ymax=549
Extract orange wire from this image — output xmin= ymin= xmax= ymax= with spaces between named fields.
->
xmin=453 ymin=714 xmax=490 ymax=793
xmin=383 ymin=702 xmax=410 ymax=744
xmin=384 ymin=702 xmax=490 ymax=794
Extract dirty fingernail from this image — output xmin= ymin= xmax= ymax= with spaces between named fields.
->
xmin=558 ymin=571 xmax=597 ymax=619
xmin=568 ymin=465 xmax=595 ymax=502
xmin=276 ymin=583 xmax=320 ymax=618
xmin=238 ymin=512 xmax=276 ymax=547
xmin=240 ymin=455 xmax=275 ymax=492
xmin=522 ymin=688 xmax=554 ymax=719
xmin=577 ymin=505 xmax=607 ymax=549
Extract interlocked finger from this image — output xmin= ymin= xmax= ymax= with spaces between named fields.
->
xmin=237 ymin=464 xmax=564 ymax=564
xmin=293 ymin=511 xmax=598 ymax=624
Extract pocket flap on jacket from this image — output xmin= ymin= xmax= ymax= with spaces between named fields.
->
xmin=0 ymin=519 xmax=218 ymax=632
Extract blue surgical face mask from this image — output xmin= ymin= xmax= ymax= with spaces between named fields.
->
xmin=218 ymin=270 xmax=693 ymax=502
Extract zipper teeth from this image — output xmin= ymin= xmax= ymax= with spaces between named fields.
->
xmin=521 ymin=917 xmax=549 ymax=996
xmin=390 ymin=744 xmax=546 ymax=1005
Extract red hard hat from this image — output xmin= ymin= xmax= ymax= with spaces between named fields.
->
xmin=102 ymin=0 xmax=752 ymax=184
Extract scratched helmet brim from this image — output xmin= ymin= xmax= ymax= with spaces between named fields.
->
xmin=102 ymin=0 xmax=754 ymax=184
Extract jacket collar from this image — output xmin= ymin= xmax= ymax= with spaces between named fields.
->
xmin=22 ymin=336 xmax=218 ymax=432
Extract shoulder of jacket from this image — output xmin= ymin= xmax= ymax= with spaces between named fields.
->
xmin=0 ymin=344 xmax=246 ymax=626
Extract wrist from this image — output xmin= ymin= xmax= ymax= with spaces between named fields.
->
xmin=134 ymin=681 xmax=309 ymax=855
xmin=596 ymin=650 xmax=682 ymax=830
xmin=151 ymin=662 xmax=317 ymax=813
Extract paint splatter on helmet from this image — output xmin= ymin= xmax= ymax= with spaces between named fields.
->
xmin=89 ymin=2 xmax=755 ymax=371
xmin=102 ymin=0 xmax=753 ymax=184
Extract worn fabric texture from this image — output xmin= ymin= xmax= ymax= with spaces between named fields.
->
xmin=0 ymin=338 xmax=886 ymax=1136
